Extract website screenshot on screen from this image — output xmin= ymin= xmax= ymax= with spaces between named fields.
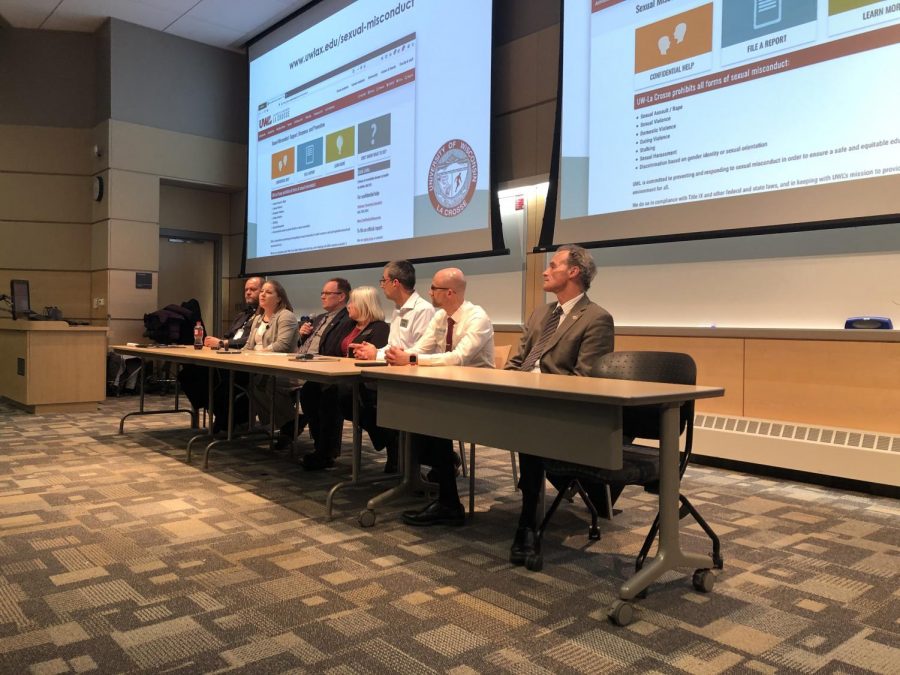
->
xmin=254 ymin=34 xmax=417 ymax=257
xmin=567 ymin=0 xmax=899 ymax=218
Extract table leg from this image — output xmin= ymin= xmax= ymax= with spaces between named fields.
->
xmin=201 ymin=369 xmax=234 ymax=469
xmin=618 ymin=403 xmax=710 ymax=600
xmin=327 ymin=382 xmax=387 ymax=519
xmin=186 ymin=365 xmax=216 ymax=462
xmin=119 ymin=357 xmax=194 ymax=434
xmin=361 ymin=432 xmax=437 ymax=523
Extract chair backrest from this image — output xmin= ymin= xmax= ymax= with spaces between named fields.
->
xmin=493 ymin=343 xmax=512 ymax=369
xmin=593 ymin=351 xmax=696 ymax=444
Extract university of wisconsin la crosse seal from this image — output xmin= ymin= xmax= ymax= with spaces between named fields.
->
xmin=427 ymin=139 xmax=478 ymax=217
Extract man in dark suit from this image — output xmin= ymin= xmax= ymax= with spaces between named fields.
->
xmin=177 ymin=276 xmax=262 ymax=431
xmin=505 ymin=244 xmax=615 ymax=565
xmin=297 ymin=277 xmax=354 ymax=469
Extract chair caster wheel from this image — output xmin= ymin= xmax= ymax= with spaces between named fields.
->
xmin=692 ymin=568 xmax=715 ymax=593
xmin=524 ymin=553 xmax=543 ymax=572
xmin=608 ymin=600 xmax=634 ymax=626
xmin=358 ymin=510 xmax=376 ymax=528
xmin=588 ymin=526 xmax=600 ymax=541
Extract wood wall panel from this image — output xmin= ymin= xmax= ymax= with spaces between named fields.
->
xmin=107 ymin=170 xmax=159 ymax=223
xmin=91 ymin=222 xmax=109 ymax=270
xmin=225 ymin=232 xmax=242 ymax=279
xmin=493 ymin=329 xmax=522 ymax=356
xmin=0 ymin=222 xmax=91 ymax=270
xmin=27 ymin=331 xmax=106 ymax=404
xmin=0 ymin=125 xmax=92 ymax=175
xmin=91 ymin=270 xmax=108 ymax=321
xmin=0 ymin=331 xmax=27 ymax=401
xmin=0 ymin=173 xmax=91 ymax=223
xmin=494 ymin=33 xmax=538 ymax=115
xmin=615 ymin=335 xmax=744 ymax=415
xmin=107 ymin=270 xmax=157 ymax=320
xmin=108 ymin=220 xmax=159 ymax=271
xmin=745 ymin=339 xmax=900 ymax=434
xmin=108 ymin=120 xmax=246 ymax=189
xmin=534 ymin=26 xmax=560 ymax=103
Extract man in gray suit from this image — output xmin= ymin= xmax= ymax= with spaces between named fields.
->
xmin=506 ymin=244 xmax=615 ymax=565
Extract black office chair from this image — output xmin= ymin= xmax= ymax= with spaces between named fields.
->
xmin=526 ymin=351 xmax=723 ymax=589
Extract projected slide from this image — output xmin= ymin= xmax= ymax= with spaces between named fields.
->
xmin=557 ymin=0 xmax=900 ymax=242
xmin=256 ymin=35 xmax=416 ymax=256
xmin=247 ymin=0 xmax=493 ymax=274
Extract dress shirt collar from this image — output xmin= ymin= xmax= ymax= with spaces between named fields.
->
xmin=396 ymin=291 xmax=424 ymax=316
xmin=447 ymin=300 xmax=470 ymax=324
xmin=555 ymin=293 xmax=584 ymax=319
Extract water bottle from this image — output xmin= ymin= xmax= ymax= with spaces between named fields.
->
xmin=193 ymin=321 xmax=204 ymax=349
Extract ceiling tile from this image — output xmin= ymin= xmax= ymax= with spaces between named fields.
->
xmin=188 ymin=0 xmax=309 ymax=33
xmin=165 ymin=14 xmax=246 ymax=51
xmin=42 ymin=0 xmax=186 ymax=32
xmin=0 ymin=0 xmax=309 ymax=49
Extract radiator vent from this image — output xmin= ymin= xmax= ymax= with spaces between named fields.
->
xmin=694 ymin=414 xmax=900 ymax=453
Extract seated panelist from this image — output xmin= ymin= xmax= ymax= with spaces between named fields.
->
xmin=385 ymin=268 xmax=494 ymax=526
xmin=177 ymin=276 xmax=261 ymax=431
xmin=346 ymin=260 xmax=434 ymax=473
xmin=242 ymin=279 xmax=299 ymax=432
xmin=505 ymin=245 xmax=614 ymax=566
xmin=300 ymin=286 xmax=389 ymax=470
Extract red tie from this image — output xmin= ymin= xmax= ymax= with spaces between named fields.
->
xmin=445 ymin=317 xmax=455 ymax=352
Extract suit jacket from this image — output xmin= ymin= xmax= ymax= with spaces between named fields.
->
xmin=346 ymin=320 xmax=390 ymax=356
xmin=316 ymin=307 xmax=353 ymax=357
xmin=506 ymin=295 xmax=614 ymax=376
xmin=242 ymin=308 xmax=299 ymax=353
xmin=225 ymin=305 xmax=257 ymax=349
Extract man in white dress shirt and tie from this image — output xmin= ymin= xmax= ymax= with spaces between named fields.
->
xmin=386 ymin=267 xmax=494 ymax=525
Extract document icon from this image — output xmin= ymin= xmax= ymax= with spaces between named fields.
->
xmin=753 ymin=0 xmax=781 ymax=29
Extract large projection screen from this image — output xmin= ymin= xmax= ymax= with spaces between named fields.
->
xmin=245 ymin=0 xmax=497 ymax=275
xmin=551 ymin=0 xmax=900 ymax=247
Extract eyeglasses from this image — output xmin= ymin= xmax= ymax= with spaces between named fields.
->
xmin=430 ymin=285 xmax=451 ymax=292
xmin=378 ymin=277 xmax=393 ymax=286
xmin=321 ymin=291 xmax=343 ymax=296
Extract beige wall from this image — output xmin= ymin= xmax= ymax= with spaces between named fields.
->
xmin=0 ymin=118 xmax=245 ymax=341
xmin=0 ymin=125 xmax=93 ymax=320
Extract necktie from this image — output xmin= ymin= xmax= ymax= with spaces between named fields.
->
xmin=519 ymin=305 xmax=563 ymax=372
xmin=299 ymin=314 xmax=330 ymax=355
xmin=445 ymin=317 xmax=455 ymax=352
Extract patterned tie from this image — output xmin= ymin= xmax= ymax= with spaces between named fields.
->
xmin=445 ymin=317 xmax=455 ymax=352
xmin=298 ymin=314 xmax=330 ymax=355
xmin=519 ymin=305 xmax=563 ymax=372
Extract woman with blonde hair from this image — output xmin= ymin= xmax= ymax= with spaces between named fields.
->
xmin=300 ymin=286 xmax=389 ymax=470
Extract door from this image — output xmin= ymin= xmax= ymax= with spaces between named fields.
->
xmin=158 ymin=236 xmax=216 ymax=333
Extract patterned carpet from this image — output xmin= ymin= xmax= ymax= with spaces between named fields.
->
xmin=0 ymin=396 xmax=898 ymax=674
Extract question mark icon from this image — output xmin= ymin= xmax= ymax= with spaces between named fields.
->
xmin=370 ymin=124 xmax=377 ymax=146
